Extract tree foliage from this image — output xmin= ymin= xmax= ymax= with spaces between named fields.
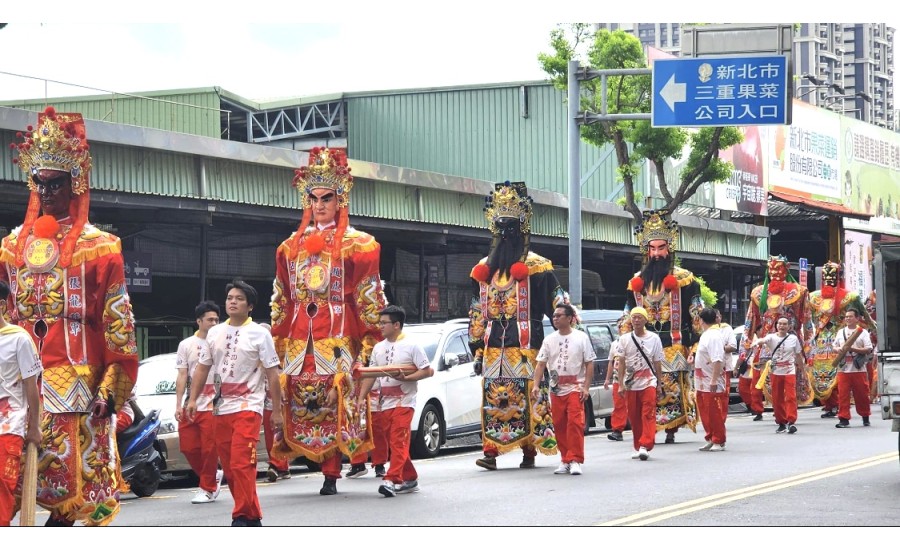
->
xmin=538 ymin=26 xmax=743 ymax=225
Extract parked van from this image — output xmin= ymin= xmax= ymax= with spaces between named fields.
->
xmin=542 ymin=309 xmax=623 ymax=432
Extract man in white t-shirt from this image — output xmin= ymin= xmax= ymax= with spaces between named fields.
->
xmin=0 ymin=280 xmax=42 ymax=526
xmin=695 ymin=308 xmax=727 ymax=452
xmin=616 ymin=307 xmax=664 ymax=461
xmin=831 ymin=308 xmax=874 ymax=428
xmin=749 ymin=317 xmax=804 ymax=434
xmin=186 ymin=280 xmax=282 ymax=527
xmin=713 ymin=309 xmax=737 ymax=422
xmin=175 ymin=300 xmax=223 ymax=504
xmin=357 ymin=305 xmax=433 ymax=497
xmin=532 ymin=304 xmax=596 ymax=475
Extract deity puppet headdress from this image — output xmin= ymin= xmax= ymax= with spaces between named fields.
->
xmin=472 ymin=181 xmax=534 ymax=283
xmin=287 ymin=147 xmax=354 ymax=259
xmin=633 ymin=209 xmax=679 ymax=257
xmin=9 ymin=106 xmax=93 ymax=268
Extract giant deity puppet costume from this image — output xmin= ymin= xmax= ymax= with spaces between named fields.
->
xmin=807 ymin=261 xmax=874 ymax=407
xmin=1 ymin=107 xmax=138 ymax=525
xmin=468 ymin=181 xmax=567 ymax=470
xmin=269 ymin=147 xmax=386 ymax=496
xmin=624 ymin=210 xmax=701 ymax=441
xmin=739 ymin=255 xmax=815 ymax=407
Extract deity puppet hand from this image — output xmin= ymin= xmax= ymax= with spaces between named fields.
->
xmin=90 ymin=394 xmax=114 ymax=419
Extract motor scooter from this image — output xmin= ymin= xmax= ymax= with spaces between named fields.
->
xmin=117 ymin=399 xmax=164 ymax=497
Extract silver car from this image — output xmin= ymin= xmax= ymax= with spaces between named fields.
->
xmin=133 ymin=353 xmax=271 ymax=479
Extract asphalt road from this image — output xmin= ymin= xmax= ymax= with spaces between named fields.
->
xmin=14 ymin=406 xmax=900 ymax=529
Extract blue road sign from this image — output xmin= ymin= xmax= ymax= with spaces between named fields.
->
xmin=651 ymin=55 xmax=791 ymax=128
xmin=799 ymin=257 xmax=808 ymax=271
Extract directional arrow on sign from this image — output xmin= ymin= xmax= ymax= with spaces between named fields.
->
xmin=659 ymin=75 xmax=687 ymax=111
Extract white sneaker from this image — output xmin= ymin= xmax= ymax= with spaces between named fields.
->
xmin=213 ymin=469 xmax=224 ymax=499
xmin=638 ymin=447 xmax=649 ymax=461
xmin=568 ymin=462 xmax=582 ymax=475
xmin=191 ymin=490 xmax=217 ymax=504
xmin=553 ymin=462 xmax=570 ymax=474
xmin=709 ymin=444 xmax=725 ymax=452
xmin=631 ymin=450 xmax=640 ymax=459
xmin=699 ymin=441 xmax=714 ymax=451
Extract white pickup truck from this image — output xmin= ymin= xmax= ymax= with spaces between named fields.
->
xmin=874 ymin=242 xmax=900 ymax=465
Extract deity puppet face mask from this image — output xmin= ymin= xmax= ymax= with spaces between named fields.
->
xmin=821 ymin=262 xmax=841 ymax=288
xmin=767 ymin=256 xmax=788 ymax=281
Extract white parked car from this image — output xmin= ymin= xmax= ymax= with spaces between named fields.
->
xmin=134 ymin=318 xmax=484 ymax=473
xmin=133 ymin=353 xmax=273 ymax=479
xmin=402 ymin=319 xmax=483 ymax=458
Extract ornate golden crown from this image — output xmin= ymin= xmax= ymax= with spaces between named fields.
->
xmin=633 ymin=209 xmax=679 ymax=254
xmin=292 ymin=147 xmax=354 ymax=209
xmin=483 ymin=181 xmax=533 ymax=235
xmin=11 ymin=107 xmax=92 ymax=195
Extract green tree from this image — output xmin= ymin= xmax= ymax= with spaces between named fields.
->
xmin=538 ymin=26 xmax=743 ymax=225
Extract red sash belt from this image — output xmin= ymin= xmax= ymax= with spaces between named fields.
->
xmin=558 ymin=375 xmax=579 ymax=384
xmin=380 ymin=385 xmax=404 ymax=397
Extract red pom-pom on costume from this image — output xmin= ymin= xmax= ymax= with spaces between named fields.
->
xmin=767 ymin=280 xmax=785 ymax=295
xmin=629 ymin=276 xmax=644 ymax=293
xmin=663 ymin=275 xmax=678 ymax=292
xmin=33 ymin=215 xmax=60 ymax=239
xmin=472 ymin=263 xmax=490 ymax=283
xmin=510 ymin=262 xmax=529 ymax=281
xmin=821 ymin=285 xmax=836 ymax=299
xmin=303 ymin=233 xmax=326 ymax=255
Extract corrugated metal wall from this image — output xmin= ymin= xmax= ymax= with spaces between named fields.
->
xmin=90 ymin=143 xmax=197 ymax=196
xmin=0 ymin=91 xmax=222 ymax=138
xmin=347 ymin=84 xmax=649 ymax=202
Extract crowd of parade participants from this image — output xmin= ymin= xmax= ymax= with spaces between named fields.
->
xmin=0 ymin=108 xmax=878 ymax=526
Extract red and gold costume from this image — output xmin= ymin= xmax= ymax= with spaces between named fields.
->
xmin=1 ymin=108 xmax=137 ymax=526
xmin=270 ymin=148 xmax=385 ymax=476
xmin=807 ymin=261 xmax=873 ymax=404
xmin=468 ymin=182 xmax=565 ymax=459
xmin=624 ymin=211 xmax=702 ymax=435
xmin=740 ymin=255 xmax=815 ymax=406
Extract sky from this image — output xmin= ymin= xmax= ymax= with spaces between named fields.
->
xmin=0 ymin=2 xmax=895 ymax=104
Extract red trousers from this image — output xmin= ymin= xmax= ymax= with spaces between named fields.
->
xmin=823 ymin=387 xmax=839 ymax=410
xmin=0 ymin=434 xmax=23 ymax=527
xmin=215 ymin=411 xmax=262 ymax=521
xmin=837 ymin=371 xmax=871 ymax=421
xmin=610 ymin=383 xmax=628 ymax=432
xmin=551 ymin=391 xmax=585 ymax=464
xmin=720 ymin=373 xmax=730 ymax=420
xmin=771 ymin=374 xmax=797 ymax=425
xmin=750 ymin=368 xmax=766 ymax=413
xmin=382 ymin=407 xmax=417 ymax=484
xmin=351 ymin=410 xmax=389 ymax=467
xmin=625 ymin=388 xmax=657 ymax=451
xmin=263 ymin=408 xmax=289 ymax=471
xmin=697 ymin=391 xmax=726 ymax=445
xmin=180 ymin=410 xmax=220 ymax=493
xmin=738 ymin=376 xmax=763 ymax=414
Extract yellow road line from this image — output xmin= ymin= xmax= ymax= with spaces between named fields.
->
xmin=598 ymin=452 xmax=898 ymax=526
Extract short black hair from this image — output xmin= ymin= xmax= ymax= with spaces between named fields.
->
xmin=194 ymin=300 xmax=221 ymax=320
xmin=225 ymin=279 xmax=258 ymax=307
xmin=845 ymin=308 xmax=860 ymax=317
xmin=379 ymin=304 xmax=406 ymax=329
xmin=0 ymin=279 xmax=9 ymax=301
xmin=555 ymin=303 xmax=577 ymax=318
xmin=699 ymin=307 xmax=718 ymax=325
